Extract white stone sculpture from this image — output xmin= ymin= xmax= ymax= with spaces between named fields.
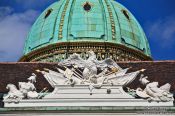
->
xmin=34 ymin=51 xmax=146 ymax=100
xmin=38 ymin=51 xmax=143 ymax=89
xmin=3 ymin=51 xmax=174 ymax=107
xmin=3 ymin=84 xmax=24 ymax=103
xmin=135 ymin=74 xmax=174 ymax=102
xmin=19 ymin=73 xmax=38 ymax=99
xmin=3 ymin=73 xmax=39 ymax=103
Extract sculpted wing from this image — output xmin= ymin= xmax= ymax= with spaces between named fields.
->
xmin=58 ymin=53 xmax=86 ymax=68
xmin=96 ymin=58 xmax=122 ymax=70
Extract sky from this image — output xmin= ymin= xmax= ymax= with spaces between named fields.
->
xmin=0 ymin=0 xmax=175 ymax=62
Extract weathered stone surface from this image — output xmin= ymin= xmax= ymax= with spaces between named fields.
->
xmin=0 ymin=106 xmax=175 ymax=114
xmin=0 ymin=61 xmax=175 ymax=93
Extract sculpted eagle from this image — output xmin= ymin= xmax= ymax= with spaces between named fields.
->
xmin=58 ymin=51 xmax=122 ymax=80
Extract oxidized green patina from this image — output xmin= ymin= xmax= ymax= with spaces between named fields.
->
xmin=23 ymin=0 xmax=151 ymax=57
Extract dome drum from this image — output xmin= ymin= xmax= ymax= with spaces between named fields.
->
xmin=20 ymin=42 xmax=152 ymax=62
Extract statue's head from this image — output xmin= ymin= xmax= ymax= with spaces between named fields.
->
xmin=28 ymin=73 xmax=37 ymax=83
xmin=140 ymin=76 xmax=150 ymax=85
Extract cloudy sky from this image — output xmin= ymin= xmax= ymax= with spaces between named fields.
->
xmin=0 ymin=0 xmax=175 ymax=62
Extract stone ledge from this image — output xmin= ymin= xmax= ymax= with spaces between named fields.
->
xmin=0 ymin=106 xmax=175 ymax=114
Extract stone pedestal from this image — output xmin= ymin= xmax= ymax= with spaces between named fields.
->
xmin=44 ymin=85 xmax=133 ymax=99
xmin=4 ymin=85 xmax=173 ymax=107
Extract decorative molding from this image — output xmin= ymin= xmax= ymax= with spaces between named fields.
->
xmin=58 ymin=0 xmax=70 ymax=39
xmin=19 ymin=42 xmax=152 ymax=62
xmin=104 ymin=0 xmax=116 ymax=40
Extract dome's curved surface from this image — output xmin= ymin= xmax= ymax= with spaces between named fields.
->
xmin=21 ymin=0 xmax=152 ymax=62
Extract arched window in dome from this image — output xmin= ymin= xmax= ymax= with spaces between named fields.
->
xmin=83 ymin=2 xmax=92 ymax=12
xmin=44 ymin=9 xmax=53 ymax=19
xmin=142 ymin=48 xmax=146 ymax=53
xmin=121 ymin=38 xmax=126 ymax=44
xmin=122 ymin=10 xmax=130 ymax=20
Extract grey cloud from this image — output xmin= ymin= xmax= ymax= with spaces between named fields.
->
xmin=145 ymin=15 xmax=175 ymax=48
xmin=0 ymin=6 xmax=13 ymax=20
xmin=0 ymin=9 xmax=40 ymax=62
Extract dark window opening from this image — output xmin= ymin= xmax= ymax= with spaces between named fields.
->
xmin=121 ymin=38 xmax=126 ymax=44
xmin=44 ymin=9 xmax=52 ymax=19
xmin=142 ymin=48 xmax=146 ymax=53
xmin=83 ymin=2 xmax=91 ymax=12
xmin=122 ymin=10 xmax=130 ymax=20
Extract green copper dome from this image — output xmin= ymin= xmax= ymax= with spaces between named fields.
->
xmin=21 ymin=0 xmax=151 ymax=62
